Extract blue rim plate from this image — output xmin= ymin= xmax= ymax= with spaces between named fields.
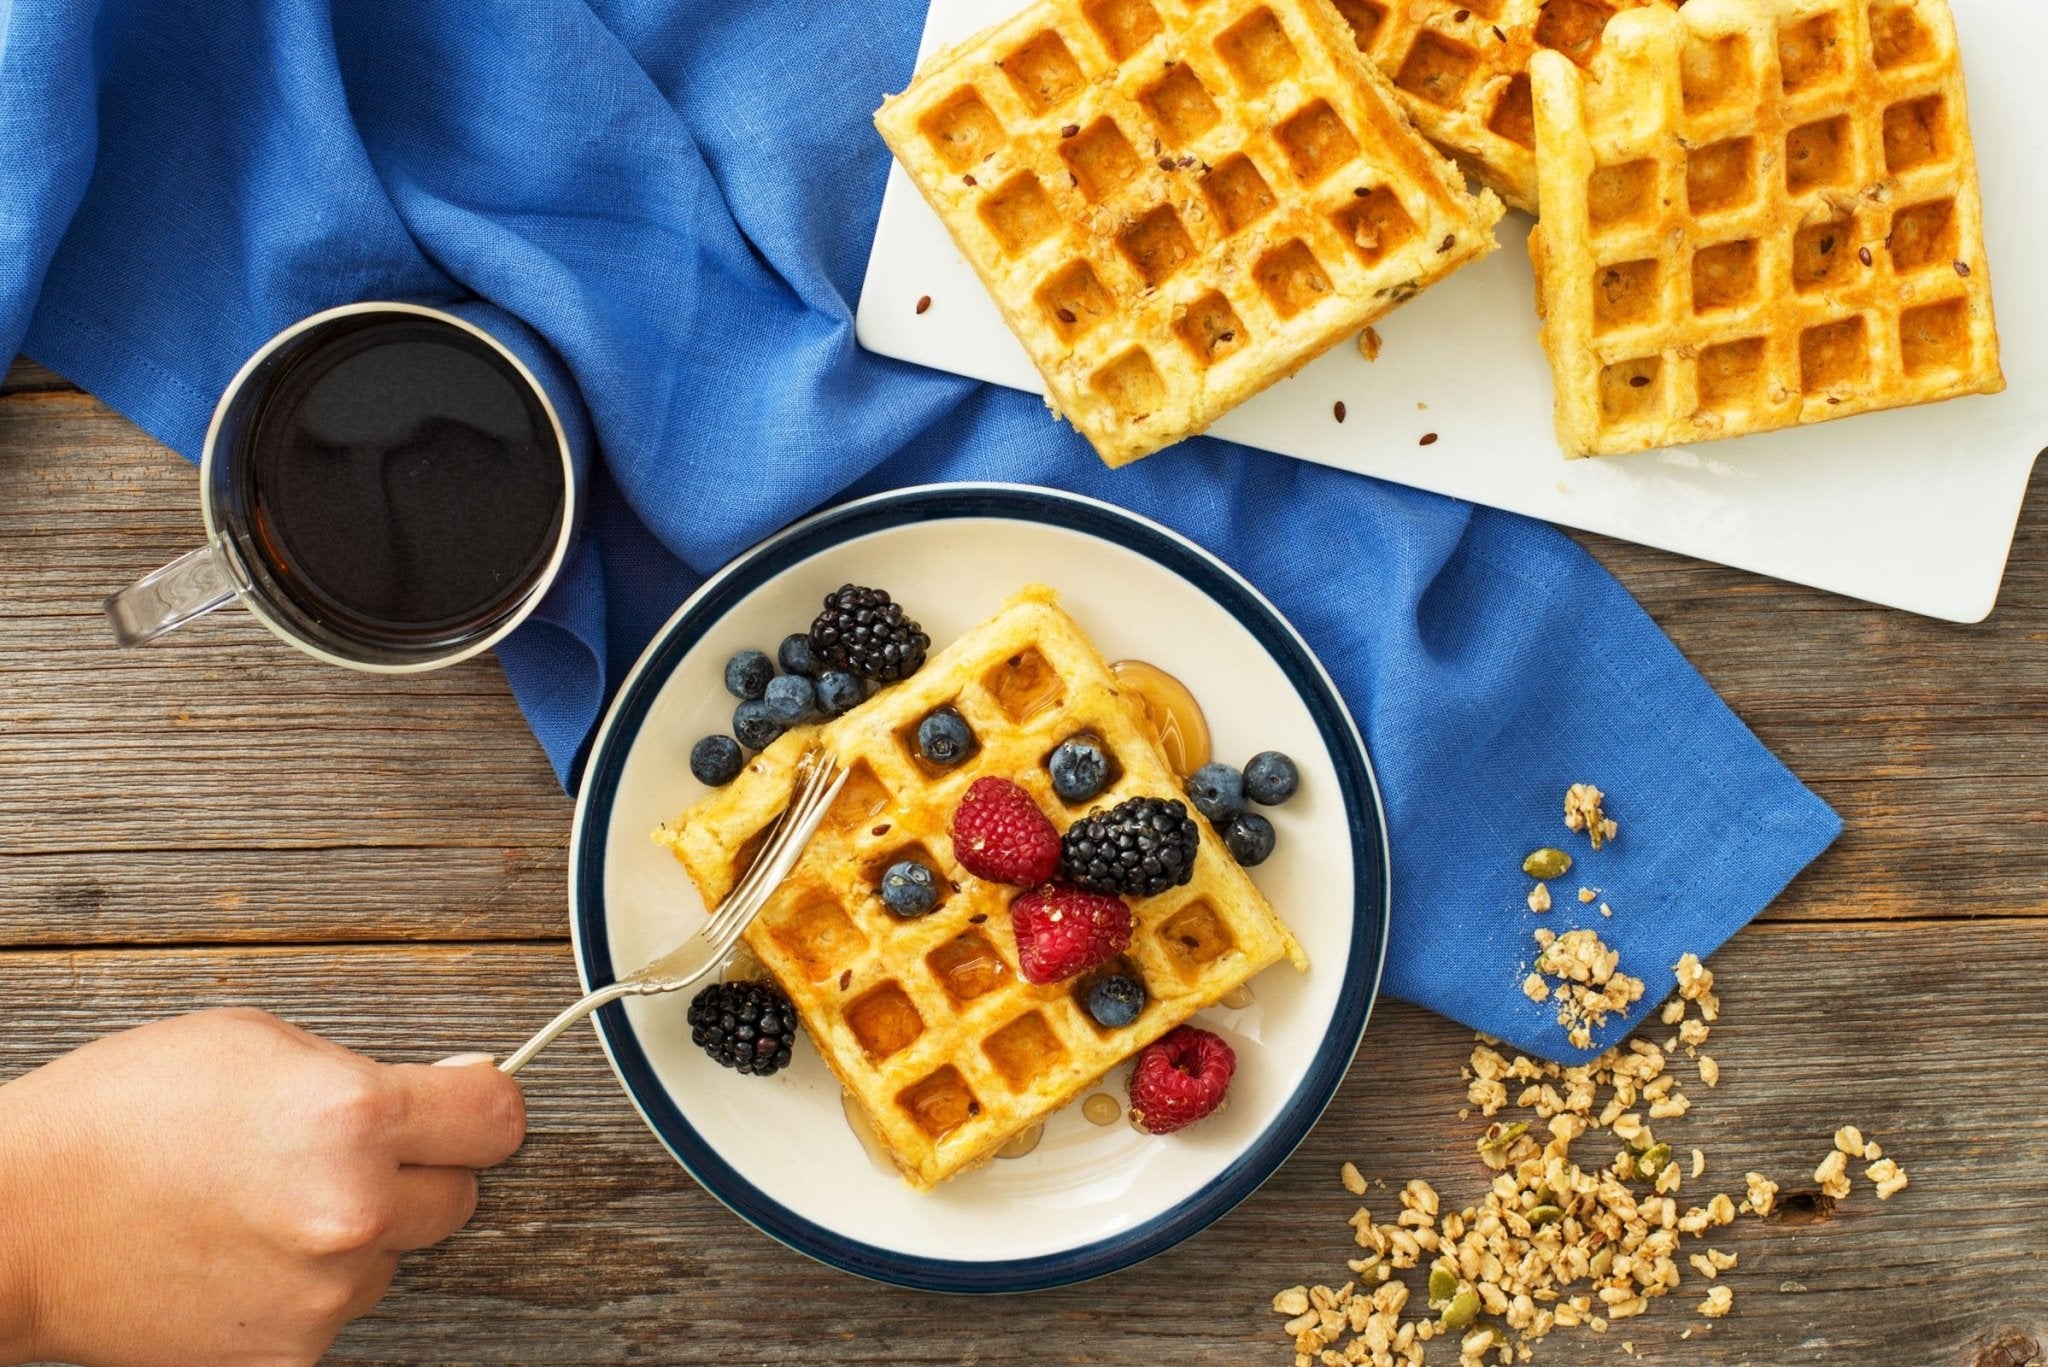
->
xmin=568 ymin=482 xmax=1391 ymax=1293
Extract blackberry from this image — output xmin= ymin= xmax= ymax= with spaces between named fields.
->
xmin=690 ymin=734 xmax=744 ymax=787
xmin=778 ymin=632 xmax=819 ymax=677
xmin=808 ymin=584 xmax=930 ymax=683
xmin=724 ymin=649 xmax=773 ymax=701
xmin=763 ymin=673 xmax=815 ymax=725
xmin=1223 ymin=811 xmax=1276 ymax=866
xmin=815 ymin=669 xmax=862 ymax=715
xmin=686 ymin=980 xmax=797 ymax=1076
xmin=1086 ymin=974 xmax=1147 ymax=1029
xmin=1048 ymin=735 xmax=1111 ymax=803
xmin=1243 ymin=751 xmax=1300 ymax=805
xmin=1186 ymin=762 xmax=1245 ymax=824
xmin=1059 ymin=796 xmax=1200 ymax=898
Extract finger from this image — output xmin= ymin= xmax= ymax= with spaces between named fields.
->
xmin=385 ymin=1060 xmax=526 ymax=1168
xmin=383 ymin=1167 xmax=481 ymax=1251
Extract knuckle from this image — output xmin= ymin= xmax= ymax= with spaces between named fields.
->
xmin=324 ymin=1073 xmax=397 ymax=1144
xmin=294 ymin=1201 xmax=387 ymax=1257
xmin=304 ymin=1278 xmax=358 ymax=1324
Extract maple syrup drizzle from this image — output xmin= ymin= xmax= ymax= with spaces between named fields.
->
xmin=1108 ymin=659 xmax=1212 ymax=777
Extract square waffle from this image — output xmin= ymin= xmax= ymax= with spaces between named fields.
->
xmin=1526 ymin=0 xmax=2004 ymax=458
xmin=874 ymin=0 xmax=1504 ymax=467
xmin=1330 ymin=0 xmax=1680 ymax=211
xmin=656 ymin=587 xmax=1305 ymax=1189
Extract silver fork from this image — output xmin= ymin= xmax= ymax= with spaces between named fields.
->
xmin=496 ymin=748 xmax=846 ymax=1075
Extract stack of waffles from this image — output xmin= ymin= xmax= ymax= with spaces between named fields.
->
xmin=657 ymin=588 xmax=1305 ymax=1189
xmin=877 ymin=0 xmax=2001 ymax=463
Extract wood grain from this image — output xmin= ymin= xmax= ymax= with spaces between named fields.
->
xmin=0 ymin=928 xmax=2035 ymax=1366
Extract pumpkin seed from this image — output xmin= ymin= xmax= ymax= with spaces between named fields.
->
xmin=1428 ymin=1266 xmax=1458 ymax=1306
xmin=1528 ymin=1203 xmax=1565 ymax=1227
xmin=1523 ymin=847 xmax=1573 ymax=880
xmin=1441 ymin=1290 xmax=1481 ymax=1332
xmin=1476 ymin=1121 xmax=1529 ymax=1155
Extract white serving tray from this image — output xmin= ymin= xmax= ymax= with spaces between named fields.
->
xmin=856 ymin=0 xmax=2044 ymax=622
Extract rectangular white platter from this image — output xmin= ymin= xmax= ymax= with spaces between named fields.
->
xmin=855 ymin=0 xmax=2044 ymax=622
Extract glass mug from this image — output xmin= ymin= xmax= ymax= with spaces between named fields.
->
xmin=104 ymin=302 xmax=575 ymax=672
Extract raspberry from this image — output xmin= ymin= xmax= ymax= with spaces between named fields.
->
xmin=1009 ymin=882 xmax=1133 ymax=984
xmin=1127 ymin=1025 xmax=1236 ymax=1134
xmin=949 ymin=777 xmax=1061 ymax=886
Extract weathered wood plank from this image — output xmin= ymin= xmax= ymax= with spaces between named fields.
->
xmin=0 ymin=847 xmax=568 ymax=944
xmin=0 ymin=925 xmax=2034 ymax=1366
xmin=1 ymin=356 xmax=75 ymax=395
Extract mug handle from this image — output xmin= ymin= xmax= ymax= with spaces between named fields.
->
xmin=103 ymin=535 xmax=249 ymax=647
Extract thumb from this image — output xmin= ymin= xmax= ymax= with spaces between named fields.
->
xmin=387 ymin=1059 xmax=526 ymax=1169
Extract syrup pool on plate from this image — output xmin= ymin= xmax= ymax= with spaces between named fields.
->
xmin=1109 ymin=660 xmax=1211 ymax=778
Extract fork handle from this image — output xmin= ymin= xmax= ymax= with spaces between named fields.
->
xmin=497 ymin=978 xmax=651 ymax=1076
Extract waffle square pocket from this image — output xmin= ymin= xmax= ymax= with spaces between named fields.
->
xmin=1526 ymin=0 xmax=2004 ymax=459
xmin=875 ymin=0 xmax=1504 ymax=467
xmin=657 ymin=588 xmax=1304 ymax=1189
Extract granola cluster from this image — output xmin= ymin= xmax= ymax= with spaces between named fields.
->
xmin=1561 ymin=784 xmax=1617 ymax=851
xmin=1521 ymin=929 xmax=1646 ymax=1051
xmin=1819 ymin=1124 xmax=1910 ymax=1201
xmin=1271 ymin=955 xmax=1912 ymax=1367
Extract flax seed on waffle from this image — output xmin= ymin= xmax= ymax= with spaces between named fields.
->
xmin=656 ymin=587 xmax=1304 ymax=1189
xmin=1329 ymin=0 xmax=1681 ymax=211
xmin=874 ymin=0 xmax=1503 ymax=467
xmin=1527 ymin=0 xmax=2003 ymax=458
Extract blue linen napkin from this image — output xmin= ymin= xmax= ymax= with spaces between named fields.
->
xmin=0 ymin=0 xmax=1839 ymax=1062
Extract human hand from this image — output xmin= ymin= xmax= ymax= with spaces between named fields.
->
xmin=0 ymin=1007 xmax=525 ymax=1367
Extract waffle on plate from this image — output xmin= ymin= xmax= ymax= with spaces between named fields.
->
xmin=1527 ymin=0 xmax=2003 ymax=458
xmin=874 ymin=0 xmax=1503 ymax=467
xmin=656 ymin=587 xmax=1305 ymax=1190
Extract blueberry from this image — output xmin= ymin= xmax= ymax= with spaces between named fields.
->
xmin=1223 ymin=811 xmax=1276 ymax=866
xmin=1048 ymin=735 xmax=1111 ymax=803
xmin=815 ymin=669 xmax=861 ymax=715
xmin=732 ymin=699 xmax=785 ymax=751
xmin=723 ymin=649 xmax=773 ymax=701
xmin=916 ymin=707 xmax=974 ymax=767
xmin=1086 ymin=974 xmax=1147 ymax=1029
xmin=690 ymin=735 xmax=744 ymax=787
xmin=778 ymin=632 xmax=819 ymax=677
xmin=1187 ymin=762 xmax=1245 ymax=823
xmin=879 ymin=860 xmax=939 ymax=918
xmin=763 ymin=673 xmax=816 ymax=725
xmin=1243 ymin=751 xmax=1300 ymax=806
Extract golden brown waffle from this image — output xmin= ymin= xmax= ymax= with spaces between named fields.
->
xmin=656 ymin=588 xmax=1305 ymax=1189
xmin=1527 ymin=0 xmax=2003 ymax=458
xmin=874 ymin=0 xmax=1503 ymax=467
xmin=1329 ymin=0 xmax=1680 ymax=211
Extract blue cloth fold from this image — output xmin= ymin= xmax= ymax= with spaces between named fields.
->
xmin=0 ymin=0 xmax=1840 ymax=1061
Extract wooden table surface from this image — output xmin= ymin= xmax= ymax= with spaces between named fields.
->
xmin=3 ymin=354 xmax=2044 ymax=1367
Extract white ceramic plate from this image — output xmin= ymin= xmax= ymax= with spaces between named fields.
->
xmin=568 ymin=484 xmax=1390 ymax=1291
xmin=855 ymin=0 xmax=2044 ymax=622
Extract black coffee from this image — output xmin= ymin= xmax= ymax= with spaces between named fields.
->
xmin=232 ymin=314 xmax=565 ymax=652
